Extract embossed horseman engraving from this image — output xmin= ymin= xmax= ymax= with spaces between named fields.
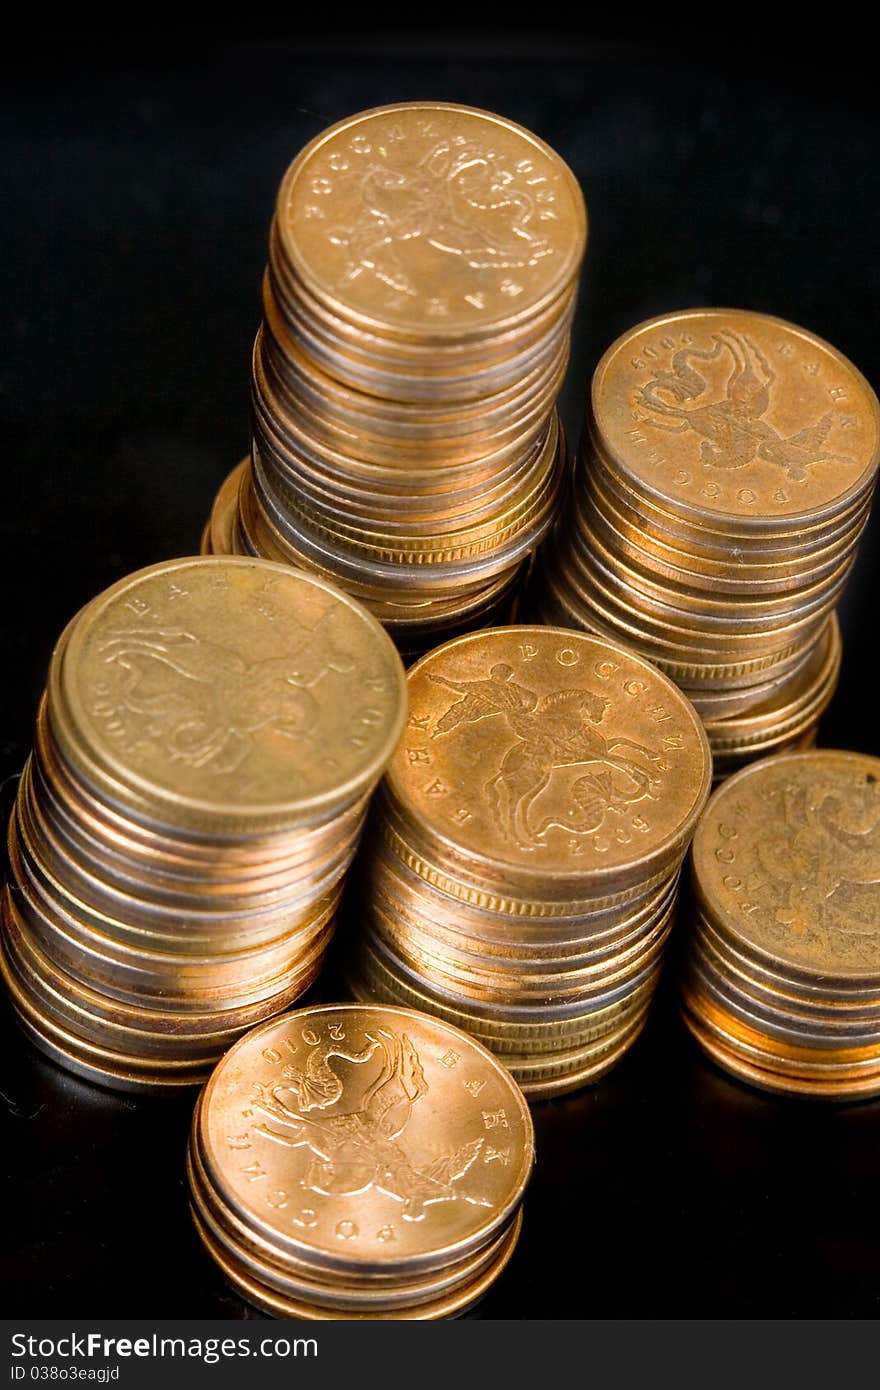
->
xmin=327 ymin=137 xmax=553 ymax=298
xmin=96 ymin=625 xmax=354 ymax=773
xmin=250 ymin=1027 xmax=491 ymax=1221
xmin=637 ymin=331 xmax=853 ymax=480
xmin=757 ymin=776 xmax=880 ymax=954
xmin=430 ymin=664 xmax=662 ymax=850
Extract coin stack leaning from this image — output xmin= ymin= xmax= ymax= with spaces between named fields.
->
xmin=0 ymin=557 xmax=406 ymax=1093
xmin=347 ymin=625 xmax=712 ymax=1098
xmin=201 ymin=101 xmax=587 ymax=658
xmin=187 ymin=1004 xmax=534 ymax=1318
xmin=683 ymin=751 xmax=880 ymax=1100
xmin=528 ymin=309 xmax=879 ymax=780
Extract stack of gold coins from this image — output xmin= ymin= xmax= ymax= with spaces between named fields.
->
xmin=528 ymin=309 xmax=879 ymax=779
xmin=347 ymin=626 xmax=712 ymax=1098
xmin=683 ymin=750 xmax=880 ymax=1099
xmin=187 ymin=1003 xmax=534 ymax=1318
xmin=201 ymin=102 xmax=587 ymax=657
xmin=0 ymin=558 xmax=406 ymax=1092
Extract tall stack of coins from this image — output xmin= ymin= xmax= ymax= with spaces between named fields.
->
xmin=528 ymin=309 xmax=879 ymax=778
xmin=187 ymin=1004 xmax=534 ymax=1318
xmin=348 ymin=626 xmax=712 ymax=1098
xmin=0 ymin=558 xmax=406 ymax=1092
xmin=683 ymin=751 xmax=880 ymax=1099
xmin=202 ymin=102 xmax=587 ymax=656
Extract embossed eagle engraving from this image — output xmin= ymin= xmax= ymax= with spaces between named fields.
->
xmin=637 ymin=331 xmax=853 ymax=480
xmin=430 ymin=664 xmax=662 ymax=849
xmin=327 ymin=138 xmax=553 ymax=298
xmin=757 ymin=777 xmax=880 ymax=956
xmin=96 ymin=625 xmax=354 ymax=773
xmin=250 ymin=1028 xmax=491 ymax=1222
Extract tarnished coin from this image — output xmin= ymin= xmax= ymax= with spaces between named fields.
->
xmin=194 ymin=1004 xmax=534 ymax=1277
xmin=591 ymin=308 xmax=880 ymax=531
xmin=51 ymin=556 xmax=406 ymax=836
xmin=274 ymin=103 xmax=587 ymax=343
xmin=386 ymin=625 xmax=711 ymax=895
xmin=692 ymin=750 xmax=880 ymax=983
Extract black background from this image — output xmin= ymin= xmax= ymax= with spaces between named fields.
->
xmin=2 ymin=19 xmax=879 ymax=1319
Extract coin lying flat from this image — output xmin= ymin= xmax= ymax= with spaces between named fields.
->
xmin=683 ymin=750 xmax=880 ymax=1099
xmin=592 ymin=309 xmax=879 ymax=531
xmin=525 ymin=309 xmax=880 ymax=781
xmin=348 ymin=625 xmax=709 ymax=1098
xmin=275 ymin=104 xmax=586 ymax=343
xmin=203 ymin=103 xmax=586 ymax=656
xmin=52 ymin=556 xmax=405 ymax=836
xmin=386 ymin=625 xmax=710 ymax=896
xmin=1 ymin=558 xmax=407 ymax=1092
xmin=187 ymin=1003 xmax=534 ymax=1317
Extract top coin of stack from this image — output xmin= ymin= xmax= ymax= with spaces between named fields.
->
xmin=682 ymin=750 xmax=880 ymax=1100
xmin=529 ymin=309 xmax=880 ymax=776
xmin=188 ymin=1003 xmax=534 ymax=1318
xmin=348 ymin=625 xmax=712 ymax=1097
xmin=202 ymin=102 xmax=587 ymax=656
xmin=0 ymin=557 xmax=406 ymax=1092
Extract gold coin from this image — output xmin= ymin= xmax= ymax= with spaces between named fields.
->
xmin=582 ymin=435 xmax=875 ymax=561
xmin=194 ymin=1004 xmax=534 ymax=1277
xmin=350 ymin=929 xmax=662 ymax=1033
xmin=692 ymin=903 xmax=880 ymax=1007
xmin=684 ymin=986 xmax=880 ymax=1074
xmin=514 ymin=1011 xmax=651 ymax=1098
xmin=189 ymin=1191 xmax=522 ymax=1319
xmin=386 ymin=625 xmax=710 ymax=898
xmin=376 ymin=804 xmax=679 ymax=916
xmin=188 ymin=1144 xmax=521 ymax=1312
xmin=591 ymin=308 xmax=880 ymax=531
xmin=274 ymin=103 xmax=586 ymax=344
xmin=681 ymin=1001 xmax=880 ymax=1100
xmin=691 ymin=750 xmax=880 ymax=985
xmin=48 ymin=556 xmax=406 ymax=837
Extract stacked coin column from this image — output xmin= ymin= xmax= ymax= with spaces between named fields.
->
xmin=188 ymin=1005 xmax=534 ymax=1319
xmin=348 ymin=626 xmax=712 ymax=1099
xmin=1 ymin=558 xmax=406 ymax=1092
xmin=202 ymin=102 xmax=587 ymax=657
xmin=683 ymin=751 xmax=880 ymax=1100
xmin=528 ymin=309 xmax=879 ymax=780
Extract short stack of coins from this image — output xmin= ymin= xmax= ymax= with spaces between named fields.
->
xmin=0 ymin=557 xmax=406 ymax=1092
xmin=202 ymin=101 xmax=587 ymax=657
xmin=187 ymin=1004 xmax=534 ymax=1318
xmin=348 ymin=626 xmax=712 ymax=1098
xmin=683 ymin=751 xmax=880 ymax=1099
xmin=528 ymin=309 xmax=879 ymax=779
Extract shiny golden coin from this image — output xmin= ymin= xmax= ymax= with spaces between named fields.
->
xmin=682 ymin=999 xmax=880 ymax=1100
xmin=692 ymin=750 xmax=880 ymax=984
xmin=49 ymin=556 xmax=406 ymax=837
xmin=591 ymin=308 xmax=880 ymax=531
xmin=195 ymin=1004 xmax=534 ymax=1276
xmin=188 ymin=1146 xmax=521 ymax=1313
xmin=689 ymin=900 xmax=880 ymax=1011
xmin=189 ymin=1193 xmax=522 ymax=1319
xmin=512 ymin=1010 xmax=650 ymax=1098
xmin=351 ymin=928 xmax=662 ymax=1034
xmin=386 ymin=625 xmax=710 ymax=898
xmin=580 ymin=464 xmax=873 ymax=590
xmin=582 ymin=435 xmax=875 ymax=562
xmin=377 ymin=795 xmax=680 ymax=917
xmin=275 ymin=103 xmax=586 ymax=344
xmin=188 ymin=1133 xmax=517 ymax=1288
xmin=0 ymin=937 xmax=215 ymax=1092
xmin=684 ymin=985 xmax=880 ymax=1074
xmin=687 ymin=950 xmax=880 ymax=1048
